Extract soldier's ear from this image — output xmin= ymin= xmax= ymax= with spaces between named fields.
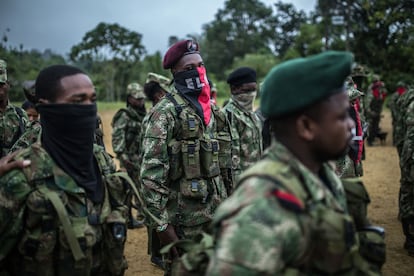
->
xmin=296 ymin=114 xmax=317 ymax=141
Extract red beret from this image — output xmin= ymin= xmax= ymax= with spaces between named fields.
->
xmin=163 ymin=40 xmax=200 ymax=69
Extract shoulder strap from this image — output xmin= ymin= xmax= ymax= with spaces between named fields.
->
xmin=110 ymin=171 xmax=162 ymax=225
xmin=165 ymin=92 xmax=183 ymax=116
xmin=37 ymin=186 xmax=86 ymax=261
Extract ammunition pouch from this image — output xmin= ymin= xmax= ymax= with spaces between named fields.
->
xmin=342 ymin=178 xmax=371 ymax=230
xmin=180 ymin=179 xmax=208 ymax=201
xmin=358 ymin=226 xmax=386 ymax=270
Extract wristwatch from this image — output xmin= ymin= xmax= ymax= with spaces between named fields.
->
xmin=156 ymin=223 xmax=168 ymax=232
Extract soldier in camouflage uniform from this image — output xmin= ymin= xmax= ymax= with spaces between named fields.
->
xmin=0 ymin=65 xmax=130 ymax=275
xmin=206 ymin=52 xmax=384 ymax=275
xmin=0 ymin=59 xmax=29 ymax=157
xmin=223 ymin=67 xmax=262 ymax=187
xmin=141 ymin=72 xmax=171 ymax=270
xmin=111 ymin=82 xmax=146 ymax=229
xmin=365 ymin=75 xmax=386 ymax=146
xmin=112 ymin=82 xmax=146 ymax=182
xmin=139 ymin=40 xmax=232 ymax=273
xmin=395 ymin=88 xmax=414 ymax=157
xmin=388 ymin=81 xmax=407 ymax=147
xmin=336 ymin=82 xmax=365 ymax=178
xmin=398 ymin=86 xmax=414 ymax=256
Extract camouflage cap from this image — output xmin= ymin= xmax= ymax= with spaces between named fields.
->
xmin=0 ymin=59 xmax=7 ymax=84
xmin=347 ymin=84 xmax=364 ymax=101
xmin=210 ymin=82 xmax=217 ymax=93
xmin=146 ymin=72 xmax=171 ymax=92
xmin=351 ymin=64 xmax=367 ymax=77
xmin=397 ymin=81 xmax=405 ymax=87
xmin=127 ymin=82 xmax=145 ymax=99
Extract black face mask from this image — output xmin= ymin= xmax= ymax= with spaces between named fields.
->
xmin=38 ymin=103 xmax=103 ymax=202
xmin=174 ymin=67 xmax=211 ymax=125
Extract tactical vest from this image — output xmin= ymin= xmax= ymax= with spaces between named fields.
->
xmin=167 ymin=160 xmax=384 ymax=275
xmin=237 ymin=160 xmax=378 ymax=275
xmin=2 ymin=143 xmax=129 ymax=276
xmin=166 ymin=93 xmax=232 ymax=200
xmin=224 ymin=100 xmax=263 ymax=182
xmin=112 ymin=107 xmax=145 ymax=155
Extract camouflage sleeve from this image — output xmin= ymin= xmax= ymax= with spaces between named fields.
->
xmin=9 ymin=123 xmax=41 ymax=153
xmin=0 ymin=167 xmax=32 ymax=258
xmin=111 ymin=110 xmax=129 ymax=159
xmin=140 ymin=104 xmax=176 ymax=226
xmin=406 ymin=101 xmax=414 ymax=127
xmin=223 ymin=104 xmax=241 ymax=173
xmin=206 ymin=179 xmax=309 ymax=275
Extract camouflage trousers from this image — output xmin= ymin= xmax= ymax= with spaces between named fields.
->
xmin=367 ymin=115 xmax=381 ymax=144
xmin=399 ymin=160 xmax=414 ymax=219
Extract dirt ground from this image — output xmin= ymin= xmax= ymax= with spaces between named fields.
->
xmin=99 ymin=109 xmax=414 ymax=276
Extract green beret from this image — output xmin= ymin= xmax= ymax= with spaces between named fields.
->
xmin=261 ymin=51 xmax=353 ymax=117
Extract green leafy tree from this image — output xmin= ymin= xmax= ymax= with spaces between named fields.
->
xmin=70 ymin=22 xmax=147 ymax=101
xmin=272 ymin=1 xmax=308 ymax=57
xmin=285 ymin=23 xmax=324 ymax=59
xmin=0 ymin=29 xmax=66 ymax=102
xmin=229 ymin=53 xmax=279 ymax=83
xmin=202 ymin=0 xmax=275 ymax=80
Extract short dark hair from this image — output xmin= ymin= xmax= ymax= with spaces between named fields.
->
xmin=144 ymin=81 xmax=163 ymax=102
xmin=21 ymin=100 xmax=36 ymax=110
xmin=35 ymin=65 xmax=85 ymax=102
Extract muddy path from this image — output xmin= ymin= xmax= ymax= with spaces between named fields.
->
xmin=99 ymin=109 xmax=413 ymax=276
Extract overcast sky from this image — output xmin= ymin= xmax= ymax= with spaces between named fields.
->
xmin=2 ymin=0 xmax=316 ymax=58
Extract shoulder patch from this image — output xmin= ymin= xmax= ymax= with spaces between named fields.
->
xmin=271 ymin=188 xmax=304 ymax=212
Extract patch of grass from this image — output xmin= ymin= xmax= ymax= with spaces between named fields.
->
xmin=97 ymin=101 xmax=125 ymax=111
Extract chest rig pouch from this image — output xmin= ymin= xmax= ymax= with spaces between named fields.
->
xmin=240 ymin=160 xmax=359 ymax=274
xmin=166 ymin=93 xmax=222 ymax=201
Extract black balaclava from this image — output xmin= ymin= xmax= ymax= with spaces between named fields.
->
xmin=38 ymin=103 xmax=103 ymax=203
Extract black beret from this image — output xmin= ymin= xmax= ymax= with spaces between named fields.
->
xmin=261 ymin=51 xmax=353 ymax=117
xmin=163 ymin=40 xmax=200 ymax=69
xmin=227 ymin=67 xmax=256 ymax=86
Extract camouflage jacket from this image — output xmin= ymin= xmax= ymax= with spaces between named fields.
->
xmin=111 ymin=106 xmax=146 ymax=178
xmin=396 ymin=89 xmax=414 ymax=151
xmin=0 ymin=103 xmax=29 ymax=157
xmin=399 ymin=97 xmax=414 ymax=219
xmin=9 ymin=120 xmax=41 ymax=153
xmin=139 ymin=90 xmax=230 ymax=234
xmin=222 ymin=98 xmax=263 ymax=182
xmin=207 ymin=140 xmax=377 ymax=275
xmin=0 ymin=143 xmax=129 ymax=275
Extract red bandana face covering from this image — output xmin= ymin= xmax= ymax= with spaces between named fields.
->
xmin=174 ymin=66 xmax=211 ymax=125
